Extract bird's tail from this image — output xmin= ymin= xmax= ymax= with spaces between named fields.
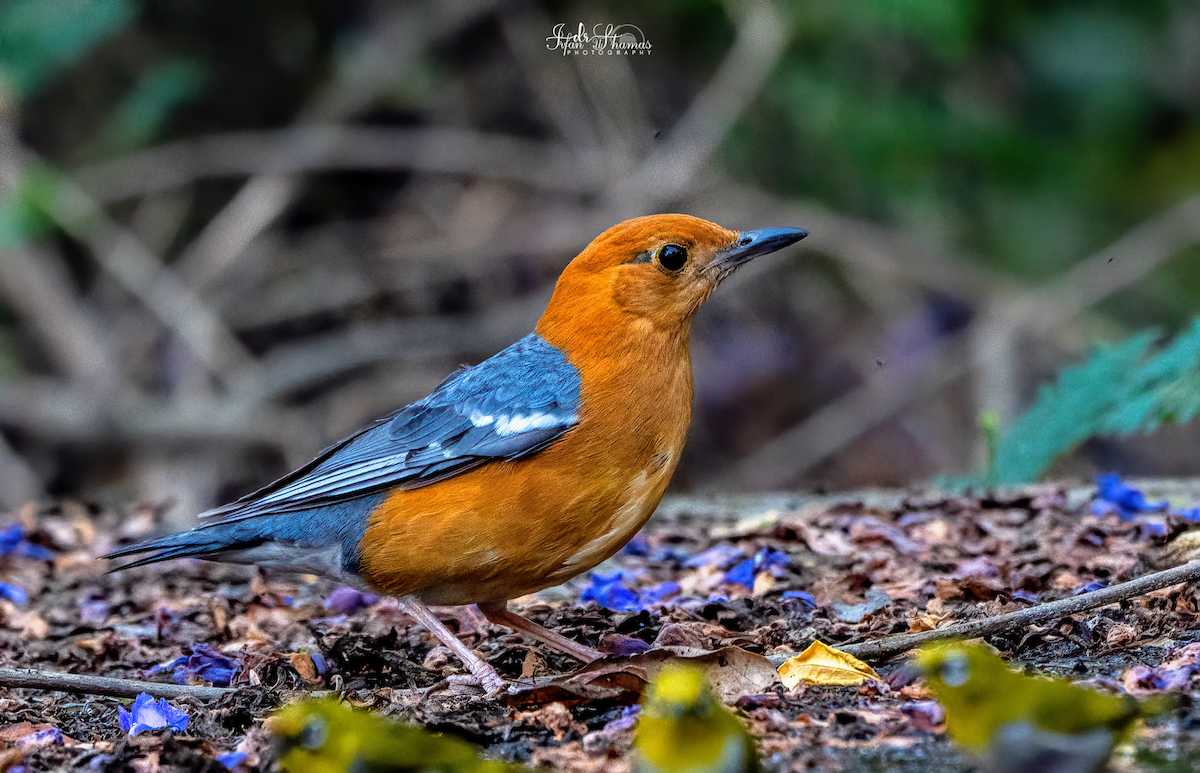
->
xmin=103 ymin=523 xmax=261 ymax=570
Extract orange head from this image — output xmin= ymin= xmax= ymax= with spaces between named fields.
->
xmin=536 ymin=214 xmax=807 ymax=349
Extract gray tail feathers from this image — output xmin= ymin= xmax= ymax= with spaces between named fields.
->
xmin=103 ymin=525 xmax=262 ymax=571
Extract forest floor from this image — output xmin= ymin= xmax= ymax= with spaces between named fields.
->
xmin=2 ymin=480 xmax=1200 ymax=772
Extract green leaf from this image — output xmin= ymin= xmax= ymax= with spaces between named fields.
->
xmin=0 ymin=0 xmax=136 ymax=96
xmin=953 ymin=319 xmax=1200 ymax=488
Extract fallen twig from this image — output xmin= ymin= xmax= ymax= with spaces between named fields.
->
xmin=0 ymin=667 xmax=234 ymax=701
xmin=806 ymin=560 xmax=1200 ymax=663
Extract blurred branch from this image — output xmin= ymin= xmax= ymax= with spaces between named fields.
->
xmin=171 ymin=3 xmax=496 ymax=294
xmin=0 ymin=433 xmax=39 ymax=509
xmin=498 ymin=9 xmax=601 ymax=154
xmin=0 ymin=245 xmax=117 ymax=390
xmin=0 ymin=378 xmax=298 ymax=447
xmin=231 ymin=303 xmax=543 ymax=400
xmin=605 ymin=0 xmax=791 ymax=215
xmin=75 ymin=126 xmax=603 ymax=203
xmin=829 ymin=559 xmax=1200 ymax=663
xmin=3 ymin=151 xmax=262 ymax=386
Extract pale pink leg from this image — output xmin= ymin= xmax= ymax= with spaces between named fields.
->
xmin=398 ymin=595 xmax=505 ymax=695
xmin=476 ymin=601 xmax=604 ymax=663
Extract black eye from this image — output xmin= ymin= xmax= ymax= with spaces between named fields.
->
xmin=299 ymin=715 xmax=327 ymax=749
xmin=657 ymin=244 xmax=688 ymax=271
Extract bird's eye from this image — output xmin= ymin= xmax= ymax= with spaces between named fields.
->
xmin=656 ymin=244 xmax=688 ymax=272
xmin=299 ymin=715 xmax=328 ymax=749
xmin=940 ymin=654 xmax=970 ymax=688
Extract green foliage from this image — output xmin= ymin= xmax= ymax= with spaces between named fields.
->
xmin=93 ymin=58 xmax=207 ymax=155
xmin=0 ymin=0 xmax=135 ymax=95
xmin=964 ymin=319 xmax=1200 ymax=487
xmin=717 ymin=0 xmax=1200 ymax=313
xmin=0 ymin=164 xmax=59 ymax=250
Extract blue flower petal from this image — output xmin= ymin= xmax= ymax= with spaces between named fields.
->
xmin=579 ymin=572 xmax=641 ymax=611
xmin=620 ymin=535 xmax=648 ymax=556
xmin=781 ymin=590 xmax=816 ymax=607
xmin=159 ymin=644 xmax=239 ymax=687
xmin=724 ymin=547 xmax=791 ymax=587
xmin=119 ymin=693 xmax=189 ymax=735
xmin=0 ymin=583 xmax=27 ymax=605
xmin=0 ymin=523 xmax=53 ymax=561
xmin=217 ymin=751 xmax=248 ymax=769
xmin=1095 ymin=473 xmax=1167 ymax=520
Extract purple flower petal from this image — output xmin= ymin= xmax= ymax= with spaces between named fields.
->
xmin=323 ymin=586 xmax=378 ymax=615
xmin=19 ymin=727 xmax=64 ymax=747
xmin=781 ymin=590 xmax=817 ymax=607
xmin=684 ymin=544 xmax=745 ymax=569
xmin=309 ymin=652 xmax=328 ymax=675
xmin=1073 ymin=581 xmax=1107 ymax=595
xmin=602 ymin=705 xmax=640 ymax=733
xmin=217 ymin=751 xmax=248 ymax=769
xmin=156 ymin=644 xmax=238 ymax=687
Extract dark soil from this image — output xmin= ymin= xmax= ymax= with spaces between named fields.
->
xmin=2 ymin=482 xmax=1200 ymax=771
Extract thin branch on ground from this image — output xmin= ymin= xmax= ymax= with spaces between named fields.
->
xmin=795 ymin=559 xmax=1200 ymax=664
xmin=0 ymin=667 xmax=234 ymax=701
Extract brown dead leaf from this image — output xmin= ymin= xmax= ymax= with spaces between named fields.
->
xmin=778 ymin=641 xmax=880 ymax=688
xmin=579 ymin=646 xmax=780 ymax=703
xmin=520 ymin=650 xmax=550 ymax=680
xmin=906 ymin=612 xmax=949 ymax=633
xmin=286 ymin=653 xmax=320 ymax=683
xmin=514 ymin=702 xmax=585 ymax=740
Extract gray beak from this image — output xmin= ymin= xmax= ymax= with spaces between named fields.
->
xmin=710 ymin=227 xmax=808 ymax=279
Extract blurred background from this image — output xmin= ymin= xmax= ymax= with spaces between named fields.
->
xmin=2 ymin=0 xmax=1200 ymax=525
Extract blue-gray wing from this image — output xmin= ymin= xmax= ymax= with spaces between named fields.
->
xmin=199 ymin=334 xmax=580 ymax=522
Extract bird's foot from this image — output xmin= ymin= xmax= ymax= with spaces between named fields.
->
xmin=476 ymin=601 xmax=604 ymax=663
xmin=399 ymin=595 xmax=508 ymax=697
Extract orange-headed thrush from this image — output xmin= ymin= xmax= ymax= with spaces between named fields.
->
xmin=106 ymin=214 xmax=807 ymax=693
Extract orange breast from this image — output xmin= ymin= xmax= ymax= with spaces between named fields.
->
xmin=356 ymin=334 xmax=692 ymax=605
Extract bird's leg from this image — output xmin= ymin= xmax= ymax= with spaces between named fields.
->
xmin=397 ymin=595 xmax=505 ymax=695
xmin=475 ymin=601 xmax=604 ymax=663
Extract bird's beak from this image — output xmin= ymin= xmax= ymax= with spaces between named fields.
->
xmin=709 ymin=227 xmax=808 ymax=280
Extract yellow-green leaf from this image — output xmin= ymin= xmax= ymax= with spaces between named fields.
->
xmin=778 ymin=641 xmax=880 ymax=688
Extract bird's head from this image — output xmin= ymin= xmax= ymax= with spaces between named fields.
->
xmin=271 ymin=699 xmax=355 ymax=770
xmin=641 ymin=663 xmax=720 ymax=721
xmin=540 ymin=214 xmax=806 ymax=340
xmin=916 ymin=642 xmax=1007 ymax=708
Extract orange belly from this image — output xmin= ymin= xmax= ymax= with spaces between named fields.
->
xmin=356 ymin=429 xmax=680 ymax=604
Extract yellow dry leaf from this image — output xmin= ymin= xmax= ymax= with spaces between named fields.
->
xmin=777 ymin=640 xmax=880 ymax=688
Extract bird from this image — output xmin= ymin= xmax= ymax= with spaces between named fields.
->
xmin=272 ymin=697 xmax=525 ymax=772
xmin=916 ymin=642 xmax=1172 ymax=773
xmin=633 ymin=663 xmax=759 ymax=773
xmin=105 ymin=214 xmax=807 ymax=693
